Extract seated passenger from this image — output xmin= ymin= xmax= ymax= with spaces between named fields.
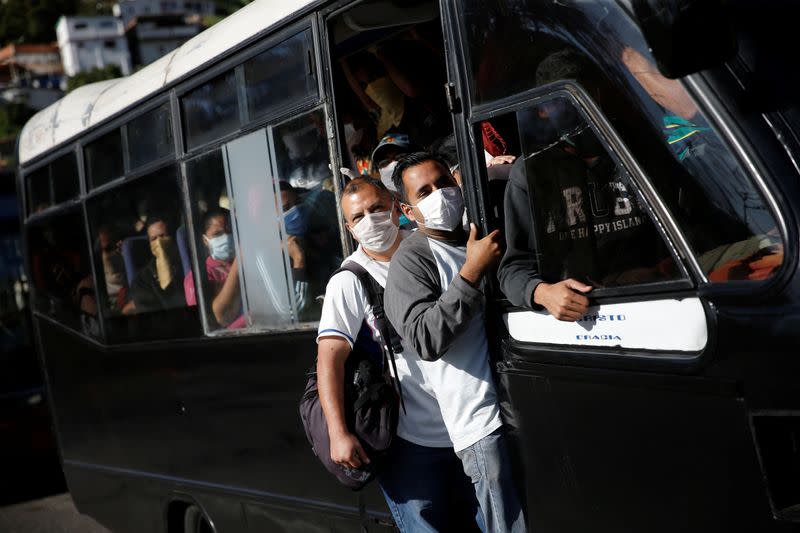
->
xmin=125 ymin=217 xmax=186 ymax=315
xmin=184 ymin=209 xmax=245 ymax=329
xmin=96 ymin=225 xmax=126 ymax=312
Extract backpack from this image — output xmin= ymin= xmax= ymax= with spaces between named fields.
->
xmin=298 ymin=261 xmax=404 ymax=490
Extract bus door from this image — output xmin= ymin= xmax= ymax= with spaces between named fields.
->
xmin=441 ymin=1 xmax=787 ymax=532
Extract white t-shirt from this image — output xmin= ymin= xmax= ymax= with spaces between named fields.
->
xmin=316 ymin=239 xmax=452 ymax=448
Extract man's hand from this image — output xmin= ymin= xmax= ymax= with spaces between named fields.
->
xmin=329 ymin=429 xmax=370 ymax=470
xmin=533 ymin=279 xmax=592 ymax=321
xmin=460 ymin=224 xmax=502 ymax=285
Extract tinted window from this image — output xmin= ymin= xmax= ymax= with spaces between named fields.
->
xmin=87 ymin=166 xmax=200 ymax=342
xmin=127 ymin=103 xmax=174 ymax=169
xmin=494 ymin=94 xmax=682 ymax=290
xmin=26 ymin=153 xmax=79 ymax=215
xmin=27 ymin=210 xmax=100 ymax=338
xmin=85 ymin=129 xmax=124 ymax=188
xmin=185 ymin=151 xmax=246 ymax=332
xmin=271 ymin=109 xmax=342 ymax=321
xmin=463 ymin=0 xmax=784 ymax=282
xmin=181 ymin=71 xmax=240 ymax=150
xmin=27 ymin=166 xmax=51 ymax=214
xmin=243 ymin=30 xmax=317 ymax=120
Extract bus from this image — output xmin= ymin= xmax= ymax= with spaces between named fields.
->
xmin=15 ymin=0 xmax=800 ymax=531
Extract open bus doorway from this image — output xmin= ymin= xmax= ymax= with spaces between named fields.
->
xmin=328 ymin=0 xmax=452 ymax=182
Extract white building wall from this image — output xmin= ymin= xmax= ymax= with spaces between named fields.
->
xmin=114 ymin=0 xmax=217 ymax=24
xmin=57 ymin=16 xmax=132 ymax=77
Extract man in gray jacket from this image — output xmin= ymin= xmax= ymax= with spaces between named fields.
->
xmin=386 ymin=152 xmax=526 ymax=533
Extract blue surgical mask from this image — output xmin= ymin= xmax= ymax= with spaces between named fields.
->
xmin=283 ymin=205 xmax=308 ymax=236
xmin=207 ymin=233 xmax=234 ymax=261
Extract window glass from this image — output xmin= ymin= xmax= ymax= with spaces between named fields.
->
xmin=27 ymin=166 xmax=51 ymax=214
xmin=243 ymin=30 xmax=317 ymax=121
xmin=27 ymin=210 xmax=100 ymax=338
xmin=26 ymin=153 xmax=80 ymax=215
xmin=463 ymin=0 xmax=784 ymax=282
xmin=87 ymin=166 xmax=200 ymax=342
xmin=85 ymin=129 xmax=124 ymax=189
xmin=271 ymin=109 xmax=342 ymax=321
xmin=181 ymin=71 xmax=240 ymax=150
xmin=185 ymin=150 xmax=247 ymax=332
xmin=493 ymin=94 xmax=682 ymax=290
xmin=51 ymin=152 xmax=80 ymax=204
xmin=127 ymin=103 xmax=174 ymax=169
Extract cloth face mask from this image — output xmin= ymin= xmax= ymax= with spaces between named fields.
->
xmin=207 ymin=233 xmax=235 ymax=261
xmin=350 ymin=210 xmax=399 ymax=253
xmin=411 ymin=186 xmax=465 ymax=232
xmin=378 ymin=160 xmax=398 ymax=192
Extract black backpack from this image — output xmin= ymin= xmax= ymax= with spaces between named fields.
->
xmin=299 ymin=261 xmax=404 ymax=490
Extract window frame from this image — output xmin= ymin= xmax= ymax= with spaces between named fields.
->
xmin=470 ymin=82 xmax=695 ymax=304
xmin=451 ymin=0 xmax=794 ymax=299
xmin=23 ymin=147 xmax=82 ymax=220
xmin=20 ymin=13 xmax=347 ymax=346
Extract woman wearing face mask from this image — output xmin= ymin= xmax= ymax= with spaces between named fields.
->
xmin=184 ymin=208 xmax=245 ymax=329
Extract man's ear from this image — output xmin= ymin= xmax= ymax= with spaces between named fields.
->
xmin=400 ymin=202 xmax=417 ymax=223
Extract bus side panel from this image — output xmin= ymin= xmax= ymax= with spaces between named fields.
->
xmin=500 ymin=368 xmax=774 ymax=533
xmin=37 ymin=318 xmax=389 ymax=530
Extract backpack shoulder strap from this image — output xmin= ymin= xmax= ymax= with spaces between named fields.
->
xmin=334 ymin=261 xmax=406 ymax=412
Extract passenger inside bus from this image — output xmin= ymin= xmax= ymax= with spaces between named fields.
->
xmin=95 ymin=225 xmax=127 ymax=312
xmin=124 ymin=217 xmax=186 ymax=315
xmin=183 ymin=208 xmax=245 ymax=329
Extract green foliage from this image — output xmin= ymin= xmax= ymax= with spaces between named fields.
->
xmin=0 ymin=0 xmax=80 ymax=44
xmin=66 ymin=64 xmax=122 ymax=92
xmin=0 ymin=103 xmax=35 ymax=141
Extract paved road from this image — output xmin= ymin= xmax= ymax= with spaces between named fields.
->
xmin=0 ymin=493 xmax=110 ymax=533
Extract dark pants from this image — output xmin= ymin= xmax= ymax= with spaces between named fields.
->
xmin=379 ymin=437 xmax=484 ymax=533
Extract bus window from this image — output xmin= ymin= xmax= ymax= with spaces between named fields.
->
xmin=185 ymin=150 xmax=246 ymax=332
xmin=493 ymin=93 xmax=683 ymax=291
xmin=271 ymin=108 xmax=341 ymax=321
xmin=26 ymin=165 xmax=50 ymax=215
xmin=243 ymin=29 xmax=318 ymax=122
xmin=85 ymin=128 xmax=124 ymax=189
xmin=181 ymin=70 xmax=240 ymax=151
xmin=87 ymin=165 xmax=200 ymax=342
xmin=27 ymin=210 xmax=100 ymax=338
xmin=462 ymin=0 xmax=784 ymax=283
xmin=26 ymin=152 xmax=79 ymax=215
xmin=127 ymin=103 xmax=174 ymax=170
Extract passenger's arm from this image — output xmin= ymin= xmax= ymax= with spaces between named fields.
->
xmin=317 ymin=337 xmax=370 ymax=469
xmin=372 ymin=47 xmax=420 ymax=98
xmin=211 ymin=258 xmax=241 ymax=327
xmin=384 ymin=228 xmax=499 ymax=362
xmin=339 ymin=57 xmax=379 ymax=113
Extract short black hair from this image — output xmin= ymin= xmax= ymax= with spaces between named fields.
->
xmin=144 ymin=215 xmax=171 ymax=233
xmin=341 ymin=176 xmax=390 ymax=202
xmin=390 ymin=151 xmax=452 ymax=203
xmin=202 ymin=207 xmax=230 ymax=234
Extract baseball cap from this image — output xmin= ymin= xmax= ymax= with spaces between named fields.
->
xmin=371 ymin=132 xmax=414 ymax=170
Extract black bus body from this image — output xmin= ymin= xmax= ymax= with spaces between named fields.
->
xmin=16 ymin=0 xmax=800 ymax=531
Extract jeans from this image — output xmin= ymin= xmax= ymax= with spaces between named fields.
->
xmin=456 ymin=427 xmax=526 ymax=533
xmin=379 ymin=437 xmax=484 ymax=533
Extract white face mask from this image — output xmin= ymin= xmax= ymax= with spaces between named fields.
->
xmin=410 ymin=186 xmax=465 ymax=231
xmin=206 ymin=233 xmax=235 ymax=261
xmin=350 ymin=210 xmax=399 ymax=253
xmin=378 ymin=160 xmax=398 ymax=192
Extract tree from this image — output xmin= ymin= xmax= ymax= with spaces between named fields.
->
xmin=0 ymin=103 xmax=35 ymax=141
xmin=0 ymin=0 xmax=80 ymax=44
xmin=66 ymin=64 xmax=122 ymax=93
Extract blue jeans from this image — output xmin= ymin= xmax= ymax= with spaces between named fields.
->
xmin=379 ymin=437 xmax=484 ymax=533
xmin=455 ymin=427 xmax=526 ymax=533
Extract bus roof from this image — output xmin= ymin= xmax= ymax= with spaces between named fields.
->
xmin=18 ymin=0 xmax=315 ymax=166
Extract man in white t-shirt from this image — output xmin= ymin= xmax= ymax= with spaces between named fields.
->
xmin=386 ymin=153 xmax=526 ymax=533
xmin=316 ymin=177 xmax=481 ymax=532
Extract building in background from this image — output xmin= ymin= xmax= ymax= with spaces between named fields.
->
xmin=56 ymin=16 xmax=132 ymax=77
xmin=125 ymin=14 xmax=201 ymax=67
xmin=113 ymin=0 xmax=217 ymax=25
xmin=0 ymin=44 xmax=65 ymax=110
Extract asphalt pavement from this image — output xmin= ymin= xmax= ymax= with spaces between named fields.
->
xmin=0 ymin=493 xmax=110 ymax=533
